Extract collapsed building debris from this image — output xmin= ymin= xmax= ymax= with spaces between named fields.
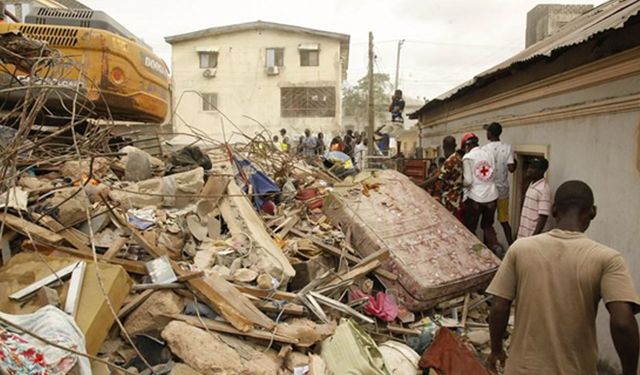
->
xmin=0 ymin=32 xmax=508 ymax=375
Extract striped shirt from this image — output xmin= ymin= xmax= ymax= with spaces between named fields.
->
xmin=518 ymin=178 xmax=551 ymax=238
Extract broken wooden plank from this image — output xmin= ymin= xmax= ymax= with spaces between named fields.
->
xmin=235 ymin=285 xmax=297 ymax=302
xmin=461 ymin=293 xmax=471 ymax=328
xmin=132 ymin=283 xmax=185 ymax=291
xmin=169 ymin=314 xmax=303 ymax=346
xmin=35 ymin=214 xmax=90 ymax=252
xmin=176 ymin=270 xmax=205 ymax=282
xmin=324 ymin=259 xmax=382 ymax=288
xmin=10 ymin=261 xmax=81 ymax=300
xmin=301 ymin=293 xmax=329 ymax=323
xmin=309 ymin=291 xmax=374 ymax=324
xmin=117 ymin=289 xmax=154 ymax=320
xmin=253 ymin=300 xmax=306 ymax=317
xmin=131 ymin=229 xmax=169 ymax=258
xmin=21 ymin=240 xmax=147 ymax=275
xmin=289 ymin=228 xmax=397 ymax=281
xmin=181 ymin=270 xmax=276 ymax=333
xmin=0 ymin=213 xmax=64 ymax=243
xmin=103 ymin=236 xmax=128 ymax=259
xmin=274 ymin=215 xmax=299 ymax=238
xmin=128 ymin=216 xmax=278 ymax=333
xmin=200 ymin=175 xmax=231 ymax=207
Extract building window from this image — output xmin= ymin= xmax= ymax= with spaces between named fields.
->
xmin=281 ymin=87 xmax=335 ymax=118
xmin=198 ymin=52 xmax=218 ymax=68
xmin=299 ymin=50 xmax=319 ymax=66
xmin=201 ymin=93 xmax=218 ymax=111
xmin=266 ymin=48 xmax=284 ymax=67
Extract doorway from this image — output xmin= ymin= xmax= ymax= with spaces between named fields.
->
xmin=509 ymin=145 xmax=550 ymax=235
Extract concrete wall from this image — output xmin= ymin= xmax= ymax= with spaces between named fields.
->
xmin=420 ymin=74 xmax=640 ymax=371
xmin=170 ymin=28 xmax=345 ymax=142
xmin=525 ymin=4 xmax=593 ymax=47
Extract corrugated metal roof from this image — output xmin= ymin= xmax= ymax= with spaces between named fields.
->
xmin=411 ymin=0 xmax=640 ymax=117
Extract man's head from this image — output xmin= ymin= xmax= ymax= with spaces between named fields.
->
xmin=442 ymin=135 xmax=456 ymax=157
xmin=273 ymin=135 xmax=279 ymax=142
xmin=304 ymin=129 xmax=310 ymax=137
xmin=552 ymin=180 xmax=596 ymax=232
xmin=461 ymin=132 xmax=479 ymax=153
xmin=485 ymin=122 xmax=502 ymax=141
xmin=526 ymin=157 xmax=549 ymax=181
xmin=318 ymin=132 xmax=324 ymax=139
xmin=394 ymin=89 xmax=403 ymax=99
xmin=347 ymin=129 xmax=354 ymax=137
xmin=280 ymin=128 xmax=286 ymax=136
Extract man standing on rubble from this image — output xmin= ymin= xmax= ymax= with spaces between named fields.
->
xmin=462 ymin=132 xmax=499 ymax=252
xmin=482 ymin=122 xmax=516 ymax=245
xmin=487 ymin=180 xmax=639 ymax=375
xmin=423 ymin=135 xmax=464 ymax=220
xmin=279 ymin=128 xmax=290 ymax=153
xmin=302 ymin=129 xmax=317 ymax=157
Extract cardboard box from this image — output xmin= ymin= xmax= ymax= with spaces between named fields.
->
xmin=0 ymin=253 xmax=132 ymax=355
xmin=75 ymin=262 xmax=131 ymax=355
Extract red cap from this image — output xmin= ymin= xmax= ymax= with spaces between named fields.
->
xmin=461 ymin=132 xmax=478 ymax=148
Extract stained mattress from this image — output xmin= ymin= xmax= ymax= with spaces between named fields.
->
xmin=323 ymin=170 xmax=501 ymax=311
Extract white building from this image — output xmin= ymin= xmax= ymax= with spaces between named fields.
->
xmin=165 ymin=21 xmax=349 ymax=143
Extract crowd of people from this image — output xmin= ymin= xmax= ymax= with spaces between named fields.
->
xmin=424 ymin=122 xmax=639 ymax=375
xmin=424 ymin=122 xmax=551 ymax=255
xmin=272 ymin=127 xmax=383 ymax=171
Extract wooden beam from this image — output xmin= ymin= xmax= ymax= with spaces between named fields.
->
xmin=253 ymin=301 xmax=306 ymax=317
xmin=21 ymin=240 xmax=147 ymax=275
xmin=461 ymin=293 xmax=470 ymax=328
xmin=324 ymin=259 xmax=381 ymax=288
xmin=289 ymin=229 xmax=397 ymax=281
xmin=308 ymin=291 xmax=374 ymax=324
xmin=0 ymin=213 xmax=64 ymax=243
xmin=35 ymin=214 xmax=90 ymax=252
xmin=234 ymin=285 xmax=298 ymax=302
xmin=103 ymin=237 xmax=128 ymax=259
xmin=117 ymin=290 xmax=154 ymax=320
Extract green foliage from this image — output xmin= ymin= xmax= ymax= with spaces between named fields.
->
xmin=342 ymin=73 xmax=393 ymax=123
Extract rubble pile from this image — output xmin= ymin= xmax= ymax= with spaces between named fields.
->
xmin=0 ymin=33 xmax=509 ymax=375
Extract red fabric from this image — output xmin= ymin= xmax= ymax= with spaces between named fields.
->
xmin=349 ymin=289 xmax=398 ymax=322
xmin=419 ymin=328 xmax=491 ymax=375
xmin=307 ymin=198 xmax=323 ymax=210
xmin=296 ymin=188 xmax=318 ymax=201
xmin=260 ymin=200 xmax=275 ymax=215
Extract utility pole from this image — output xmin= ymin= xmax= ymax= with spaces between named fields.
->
xmin=367 ymin=31 xmax=375 ymax=157
xmin=394 ymin=39 xmax=405 ymax=91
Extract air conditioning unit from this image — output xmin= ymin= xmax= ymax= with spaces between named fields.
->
xmin=202 ymin=68 xmax=216 ymax=78
xmin=266 ymin=66 xmax=279 ymax=75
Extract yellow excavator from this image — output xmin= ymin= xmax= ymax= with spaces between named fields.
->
xmin=0 ymin=6 xmax=170 ymax=123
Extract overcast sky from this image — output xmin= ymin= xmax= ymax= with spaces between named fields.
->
xmin=83 ymin=0 xmax=603 ymax=101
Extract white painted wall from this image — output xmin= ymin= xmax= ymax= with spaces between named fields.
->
xmin=420 ymin=75 xmax=640 ymax=372
xmin=170 ymin=28 xmax=345 ymax=143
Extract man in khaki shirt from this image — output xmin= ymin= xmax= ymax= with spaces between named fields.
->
xmin=487 ymin=180 xmax=639 ymax=375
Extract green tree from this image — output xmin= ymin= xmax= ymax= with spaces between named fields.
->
xmin=342 ymin=73 xmax=393 ymax=128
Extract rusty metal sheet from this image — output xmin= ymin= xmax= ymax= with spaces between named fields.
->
xmin=323 ymin=170 xmax=500 ymax=311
